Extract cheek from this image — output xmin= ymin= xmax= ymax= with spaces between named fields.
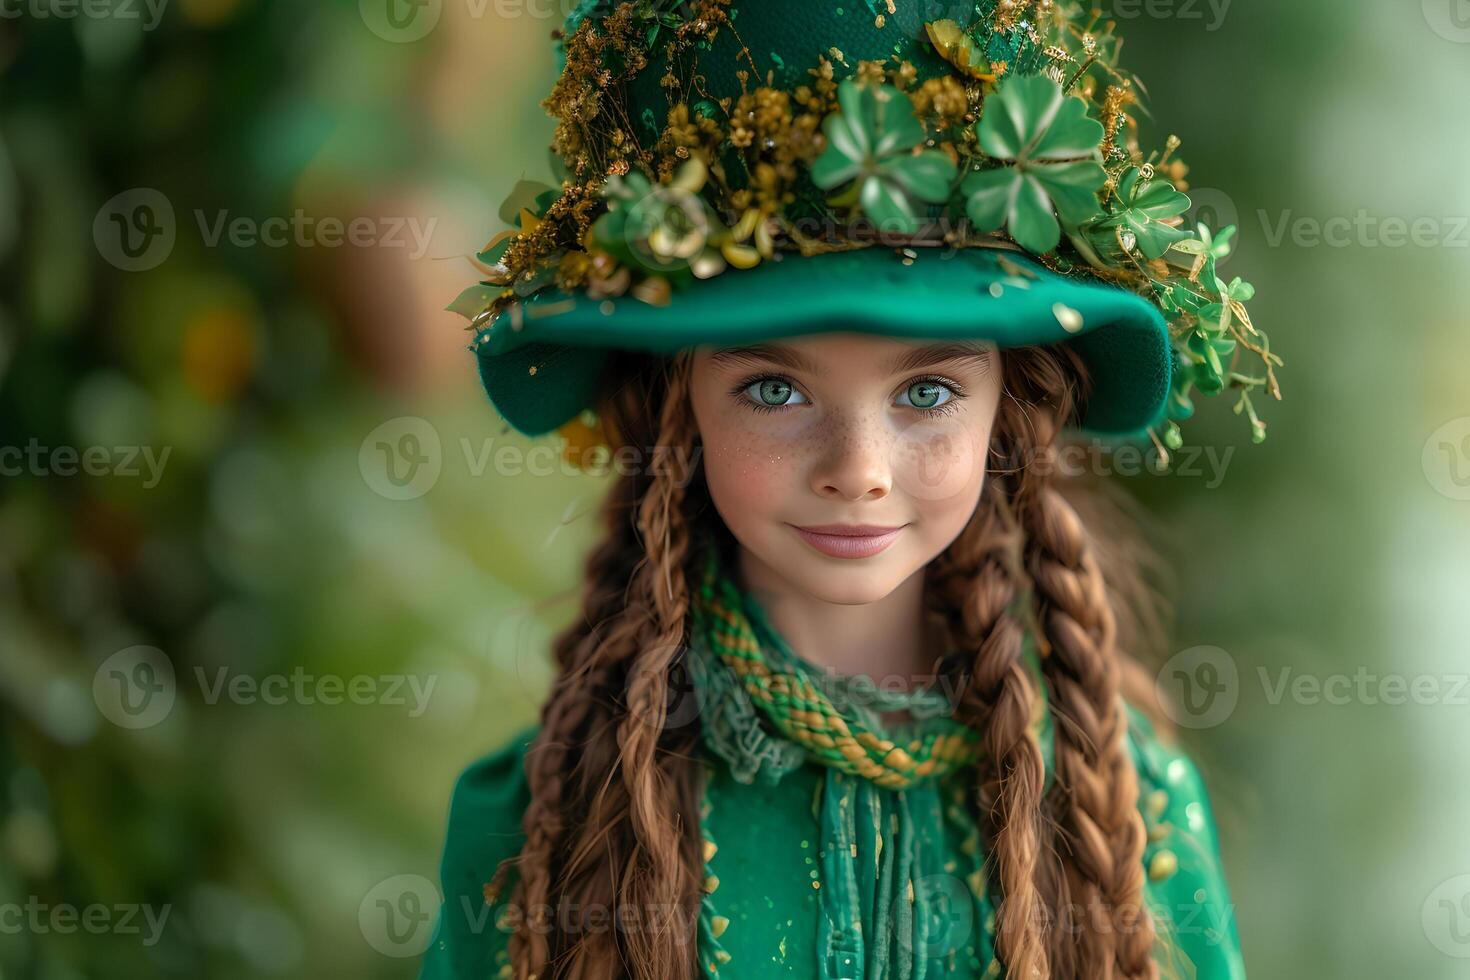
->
xmin=890 ymin=416 xmax=991 ymax=507
xmin=694 ymin=410 xmax=801 ymax=525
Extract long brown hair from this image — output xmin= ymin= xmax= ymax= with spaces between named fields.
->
xmin=487 ymin=342 xmax=1169 ymax=979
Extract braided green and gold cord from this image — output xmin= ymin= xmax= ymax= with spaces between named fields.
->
xmin=688 ymin=544 xmax=983 ymax=790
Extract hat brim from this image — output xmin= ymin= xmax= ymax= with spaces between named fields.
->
xmin=476 ymin=247 xmax=1171 ymax=438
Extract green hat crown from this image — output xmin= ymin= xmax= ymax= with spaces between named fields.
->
xmin=455 ymin=0 xmax=1281 ymax=451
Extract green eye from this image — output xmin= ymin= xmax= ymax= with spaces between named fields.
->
xmin=745 ymin=378 xmax=807 ymax=408
xmin=900 ymin=380 xmax=952 ymax=410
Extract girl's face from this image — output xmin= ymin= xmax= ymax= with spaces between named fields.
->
xmin=689 ymin=332 xmax=1004 ymax=605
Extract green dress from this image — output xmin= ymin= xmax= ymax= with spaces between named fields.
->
xmin=420 ymin=559 xmax=1246 ymax=979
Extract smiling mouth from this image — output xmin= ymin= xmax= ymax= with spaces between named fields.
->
xmin=787 ymin=523 xmax=908 ymax=559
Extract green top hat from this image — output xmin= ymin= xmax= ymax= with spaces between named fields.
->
xmin=454 ymin=0 xmax=1280 ymax=448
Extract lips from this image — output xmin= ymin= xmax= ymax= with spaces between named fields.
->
xmin=789 ymin=523 xmax=907 ymax=559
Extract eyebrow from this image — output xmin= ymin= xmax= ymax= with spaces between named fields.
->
xmin=709 ymin=340 xmax=994 ymax=377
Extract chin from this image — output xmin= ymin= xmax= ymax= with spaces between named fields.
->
xmin=797 ymin=570 xmax=900 ymax=605
xmin=772 ymin=548 xmax=922 ymax=606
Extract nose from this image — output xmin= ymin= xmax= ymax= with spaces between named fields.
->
xmin=808 ymin=414 xmax=892 ymax=501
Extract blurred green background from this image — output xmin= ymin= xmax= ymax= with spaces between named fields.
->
xmin=1 ymin=0 xmax=1467 ymax=976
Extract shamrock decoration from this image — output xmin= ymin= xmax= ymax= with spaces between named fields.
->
xmin=460 ymin=6 xmax=1282 ymax=448
xmin=1199 ymin=274 xmax=1255 ymax=335
xmin=812 ymin=79 xmax=959 ymax=235
xmin=1084 ymin=165 xmax=1192 ymax=260
xmin=1187 ymin=330 xmax=1237 ymax=395
xmin=1171 ymin=222 xmax=1236 ymax=283
xmin=962 ymin=74 xmax=1106 ymax=254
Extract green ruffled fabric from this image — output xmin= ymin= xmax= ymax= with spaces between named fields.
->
xmin=686 ymin=541 xmax=1054 ymax=980
xmin=416 ymin=544 xmax=1247 ymax=980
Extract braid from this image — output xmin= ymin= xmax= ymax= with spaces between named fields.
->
xmin=929 ymin=344 xmax=1162 ymax=979
xmin=492 ymin=353 xmax=707 ymax=979
xmin=1007 ymin=350 xmax=1160 ymax=979
xmin=1022 ymin=470 xmax=1158 ymax=978
xmin=609 ymin=351 xmax=703 ymax=977
xmin=496 ymin=531 xmax=628 ymax=973
xmin=487 ymin=342 xmax=1163 ymax=980
xmin=930 ymin=462 xmax=1052 ymax=978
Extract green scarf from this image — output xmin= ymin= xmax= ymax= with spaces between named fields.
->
xmin=685 ymin=540 xmax=1054 ymax=980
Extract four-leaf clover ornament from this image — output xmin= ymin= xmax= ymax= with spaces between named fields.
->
xmin=962 ymin=74 xmax=1107 ymax=254
xmin=812 ymin=79 xmax=959 ymax=236
xmin=1085 ymin=165 xmax=1193 ymax=260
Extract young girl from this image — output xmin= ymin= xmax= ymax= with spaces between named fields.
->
xmin=429 ymin=2 xmax=1270 ymax=977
